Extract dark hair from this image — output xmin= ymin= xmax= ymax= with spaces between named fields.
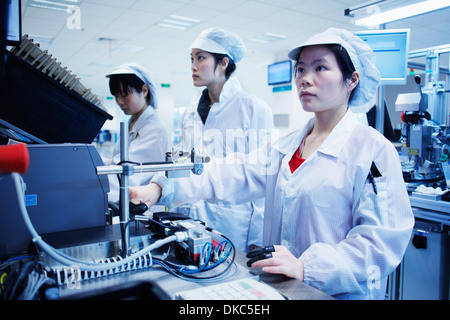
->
xmin=328 ymin=44 xmax=358 ymax=103
xmin=295 ymin=44 xmax=358 ymax=103
xmin=109 ymin=74 xmax=150 ymax=105
xmin=211 ymin=53 xmax=236 ymax=79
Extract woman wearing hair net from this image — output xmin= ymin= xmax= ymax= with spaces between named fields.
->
xmin=130 ymin=28 xmax=414 ymax=299
xmin=172 ymin=27 xmax=274 ymax=252
xmin=104 ymin=63 xmax=168 ymax=208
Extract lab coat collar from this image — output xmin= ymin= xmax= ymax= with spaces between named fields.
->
xmin=274 ymin=110 xmax=359 ymax=159
xmin=317 ymin=110 xmax=358 ymax=158
xmin=274 ymin=120 xmax=312 ymax=156
xmin=129 ymin=106 xmax=155 ymax=133
xmin=216 ymin=77 xmax=242 ymax=105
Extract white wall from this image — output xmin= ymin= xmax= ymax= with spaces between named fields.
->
xmin=156 ymin=85 xmax=175 ymax=148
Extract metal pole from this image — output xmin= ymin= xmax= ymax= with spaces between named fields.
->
xmin=96 ymin=162 xmax=196 ymax=175
xmin=96 ymin=142 xmax=209 ymax=257
xmin=119 ymin=122 xmax=131 ymax=257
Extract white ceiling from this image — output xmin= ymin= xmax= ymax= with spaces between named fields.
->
xmin=19 ymin=0 xmax=450 ymax=108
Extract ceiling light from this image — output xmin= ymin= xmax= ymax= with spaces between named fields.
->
xmin=161 ymin=19 xmax=192 ymax=27
xmin=249 ymin=33 xmax=287 ymax=44
xmin=28 ymin=0 xmax=82 ymax=12
xmin=156 ymin=23 xmax=187 ymax=30
xmin=169 ymin=15 xmax=200 ymax=23
xmin=353 ymin=0 xmax=450 ymax=27
xmin=156 ymin=15 xmax=200 ymax=30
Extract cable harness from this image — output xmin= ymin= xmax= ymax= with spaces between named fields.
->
xmin=10 ymin=173 xmax=236 ymax=289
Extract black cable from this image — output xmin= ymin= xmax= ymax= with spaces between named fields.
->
xmin=116 ymin=160 xmax=172 ymax=166
xmin=1 ymin=258 xmax=50 ymax=300
xmin=4 ymin=260 xmax=36 ymax=300
xmin=152 ymin=231 xmax=236 ymax=281
xmin=406 ymin=177 xmax=444 ymax=183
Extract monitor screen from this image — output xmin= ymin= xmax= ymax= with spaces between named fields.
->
xmin=6 ymin=0 xmax=21 ymax=45
xmin=268 ymin=60 xmax=292 ymax=85
xmin=354 ymin=29 xmax=410 ymax=85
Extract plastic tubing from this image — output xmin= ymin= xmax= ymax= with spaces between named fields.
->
xmin=12 ymin=173 xmax=187 ymax=272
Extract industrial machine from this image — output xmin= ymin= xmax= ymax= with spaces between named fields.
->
xmin=0 ymin=144 xmax=110 ymax=258
xmin=396 ymin=72 xmax=450 ymax=187
xmin=0 ymin=6 xmax=235 ymax=298
xmin=395 ymin=46 xmax=450 ymax=203
xmin=0 ymin=124 xmax=237 ymax=300
xmin=393 ymin=45 xmax=450 ymax=300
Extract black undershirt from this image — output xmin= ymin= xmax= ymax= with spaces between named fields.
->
xmin=197 ymin=89 xmax=211 ymax=125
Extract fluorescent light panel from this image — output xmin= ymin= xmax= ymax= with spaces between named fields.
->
xmin=161 ymin=19 xmax=192 ymax=27
xmin=157 ymin=23 xmax=187 ymax=30
xmin=354 ymin=0 xmax=450 ymax=27
xmin=169 ymin=15 xmax=200 ymax=23
xmin=249 ymin=33 xmax=287 ymax=43
xmin=156 ymin=15 xmax=200 ymax=30
xmin=28 ymin=0 xmax=81 ymax=12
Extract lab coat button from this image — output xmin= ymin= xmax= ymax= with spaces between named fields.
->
xmin=285 ymin=188 xmax=294 ymax=197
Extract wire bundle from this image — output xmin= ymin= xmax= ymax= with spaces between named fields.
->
xmin=153 ymin=234 xmax=237 ymax=283
xmin=10 ymin=172 xmax=237 ymax=295
xmin=0 ymin=257 xmax=54 ymax=300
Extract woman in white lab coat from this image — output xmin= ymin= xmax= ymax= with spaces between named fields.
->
xmin=130 ymin=28 xmax=414 ymax=299
xmin=173 ymin=28 xmax=274 ymax=252
xmin=105 ymin=63 xmax=168 ymax=207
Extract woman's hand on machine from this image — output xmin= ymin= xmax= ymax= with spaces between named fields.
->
xmin=129 ymin=182 xmax=162 ymax=209
xmin=247 ymin=245 xmax=304 ymax=280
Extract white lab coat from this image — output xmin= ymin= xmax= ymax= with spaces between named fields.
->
xmin=161 ymin=110 xmax=414 ymax=299
xmin=173 ymin=77 xmax=274 ymax=252
xmin=108 ymin=107 xmax=168 ymax=205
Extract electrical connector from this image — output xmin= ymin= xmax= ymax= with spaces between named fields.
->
xmin=174 ymin=231 xmax=188 ymax=242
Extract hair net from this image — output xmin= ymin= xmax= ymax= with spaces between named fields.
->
xmin=189 ymin=27 xmax=246 ymax=63
xmin=106 ymin=62 xmax=158 ymax=109
xmin=288 ymin=28 xmax=380 ymax=108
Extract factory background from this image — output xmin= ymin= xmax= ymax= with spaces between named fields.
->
xmin=19 ymin=0 xmax=450 ymax=151
xmin=0 ymin=0 xmax=449 ymax=302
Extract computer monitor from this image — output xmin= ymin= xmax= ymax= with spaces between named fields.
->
xmin=6 ymin=0 xmax=21 ymax=45
xmin=354 ymin=29 xmax=410 ymax=85
xmin=268 ymin=60 xmax=292 ymax=85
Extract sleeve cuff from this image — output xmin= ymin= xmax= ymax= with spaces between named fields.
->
xmin=151 ymin=174 xmax=175 ymax=206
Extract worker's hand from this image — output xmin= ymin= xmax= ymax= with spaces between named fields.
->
xmin=250 ymin=245 xmax=304 ymax=280
xmin=129 ymin=182 xmax=162 ymax=208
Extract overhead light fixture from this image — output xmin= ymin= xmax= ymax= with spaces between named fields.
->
xmin=28 ymin=0 xmax=81 ymax=12
xmin=157 ymin=23 xmax=186 ymax=30
xmin=349 ymin=0 xmax=450 ymax=27
xmin=169 ymin=15 xmax=200 ymax=23
xmin=249 ymin=33 xmax=287 ymax=44
xmin=156 ymin=15 xmax=200 ymax=30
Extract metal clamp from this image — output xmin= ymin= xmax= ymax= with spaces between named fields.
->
xmin=95 ymin=122 xmax=210 ymax=257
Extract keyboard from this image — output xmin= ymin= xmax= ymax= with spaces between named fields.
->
xmin=175 ymin=277 xmax=286 ymax=300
